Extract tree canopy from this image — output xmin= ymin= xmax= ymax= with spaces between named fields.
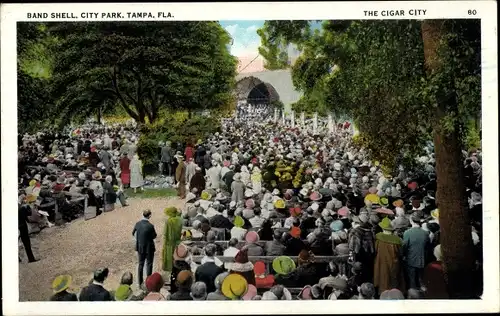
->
xmin=45 ymin=21 xmax=237 ymax=125
xmin=17 ymin=21 xmax=238 ymax=130
xmin=257 ymin=20 xmax=315 ymax=70
xmin=17 ymin=23 xmax=54 ymax=133
xmin=258 ymin=20 xmax=481 ymax=171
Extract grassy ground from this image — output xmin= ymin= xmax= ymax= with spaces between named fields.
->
xmin=124 ymin=187 xmax=177 ymax=199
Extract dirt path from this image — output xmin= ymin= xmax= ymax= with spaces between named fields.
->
xmin=18 ymin=197 xmax=184 ymax=301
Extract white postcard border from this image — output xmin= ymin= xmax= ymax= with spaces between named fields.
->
xmin=1 ymin=1 xmax=498 ymax=315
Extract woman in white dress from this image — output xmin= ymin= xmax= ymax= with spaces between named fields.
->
xmin=130 ymin=154 xmax=144 ymax=193
xmin=251 ymin=167 xmax=262 ymax=195
xmin=240 ymin=165 xmax=251 ymax=186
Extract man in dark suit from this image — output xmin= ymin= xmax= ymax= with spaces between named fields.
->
xmin=18 ymin=200 xmax=38 ymax=263
xmin=79 ymin=268 xmax=113 ymax=301
xmin=194 ymin=244 xmax=224 ymax=293
xmin=132 ymin=209 xmax=157 ymax=287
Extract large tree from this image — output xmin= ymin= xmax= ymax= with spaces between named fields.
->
xmin=259 ymin=19 xmax=481 ymax=298
xmin=17 ymin=23 xmax=54 ymax=133
xmin=420 ymin=20 xmax=479 ymax=298
xmin=47 ymin=21 xmax=237 ymax=125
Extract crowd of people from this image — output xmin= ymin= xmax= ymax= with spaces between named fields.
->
xmin=18 ymin=104 xmax=483 ymax=301
xmin=17 ymin=123 xmax=145 ymax=262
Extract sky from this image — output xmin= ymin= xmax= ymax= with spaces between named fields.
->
xmin=219 ymin=20 xmax=322 ymax=73
xmin=219 ymin=20 xmax=265 ymax=58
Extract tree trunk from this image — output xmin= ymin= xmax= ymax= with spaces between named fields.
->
xmin=433 ymin=108 xmax=476 ymax=298
xmin=422 ymin=20 xmax=476 ymax=298
xmin=138 ymin=111 xmax=146 ymax=124
xmin=150 ymin=109 xmax=157 ymax=123
xmin=97 ymin=105 xmax=102 ymax=125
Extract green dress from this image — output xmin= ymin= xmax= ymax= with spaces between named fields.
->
xmin=162 ymin=214 xmax=183 ymax=272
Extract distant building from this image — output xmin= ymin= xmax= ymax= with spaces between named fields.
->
xmin=237 ymin=56 xmax=266 ymax=73
xmin=235 ymin=56 xmax=302 ymax=112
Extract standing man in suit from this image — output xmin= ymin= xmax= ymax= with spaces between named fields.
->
xmin=133 ymin=209 xmax=157 ymax=287
xmin=161 ymin=142 xmax=175 ymax=178
xmin=18 ymin=196 xmax=39 ymax=263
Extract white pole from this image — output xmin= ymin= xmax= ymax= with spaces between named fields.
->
xmin=291 ymin=111 xmax=295 ymax=128
xmin=328 ymin=114 xmax=333 ymax=133
xmin=282 ymin=110 xmax=286 ymax=125
xmin=301 ymin=112 xmax=305 ymax=126
xmin=313 ymin=112 xmax=318 ymax=134
xmin=274 ymin=109 xmax=278 ymax=122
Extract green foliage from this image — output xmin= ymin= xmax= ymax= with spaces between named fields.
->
xmin=258 ymin=20 xmax=481 ymax=172
xmin=44 ymin=21 xmax=236 ymax=127
xmin=137 ymin=111 xmax=221 ymax=172
xmin=17 ymin=71 xmax=53 ymax=133
xmin=257 ymin=20 xmax=315 ymax=70
xmin=270 ymin=100 xmax=284 ymax=110
xmin=421 ymin=20 xmax=482 ymax=136
xmin=464 ymin=119 xmax=481 ymax=151
xmin=124 ymin=188 xmax=177 ymax=198
xmin=18 ymin=21 xmax=238 ymax=133
xmin=17 ymin=23 xmax=55 ymax=133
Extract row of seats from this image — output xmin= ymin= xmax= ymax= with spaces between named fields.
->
xmin=190 ymin=255 xmax=348 ymax=264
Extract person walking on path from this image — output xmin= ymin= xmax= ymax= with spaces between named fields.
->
xmin=162 ymin=207 xmax=183 ymax=272
xmin=130 ymin=153 xmax=144 ymax=193
xmin=119 ymin=153 xmax=131 ymax=189
xmin=161 ymin=142 xmax=175 ymax=177
xmin=175 ymin=155 xmax=187 ymax=199
xmin=132 ymin=209 xmax=157 ymax=287
xmin=185 ymin=158 xmax=197 ymax=187
xmin=99 ymin=146 xmax=113 ymax=173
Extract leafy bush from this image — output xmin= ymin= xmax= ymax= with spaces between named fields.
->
xmin=137 ymin=111 xmax=222 ymax=173
xmin=102 ymin=115 xmax=133 ymax=124
xmin=270 ymin=100 xmax=284 ymax=110
xmin=464 ymin=119 xmax=481 ymax=152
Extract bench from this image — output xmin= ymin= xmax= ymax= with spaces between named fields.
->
xmin=256 ymin=287 xmax=303 ymax=296
xmin=162 ymin=283 xmax=305 ymax=298
xmin=191 ymin=255 xmax=348 ymax=264
xmin=188 ymin=255 xmax=350 ymax=295
xmin=191 ymin=240 xmax=268 ymax=248
xmin=56 ymin=193 xmax=90 ymax=221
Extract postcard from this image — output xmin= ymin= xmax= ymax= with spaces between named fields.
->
xmin=1 ymin=1 xmax=498 ymax=315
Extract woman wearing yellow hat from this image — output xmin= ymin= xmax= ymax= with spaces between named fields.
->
xmin=50 ymin=275 xmax=77 ymax=301
xmin=373 ymin=218 xmax=404 ymax=295
xmin=274 ymin=199 xmax=286 ymax=210
xmin=221 ymin=273 xmax=248 ymax=300
xmin=272 ymin=256 xmax=296 ymax=276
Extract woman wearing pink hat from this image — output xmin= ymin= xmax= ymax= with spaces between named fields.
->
xmin=337 ymin=206 xmax=352 ymax=230
xmin=170 ymin=244 xmax=192 ymax=294
xmin=245 ymin=231 xmax=264 ymax=256
xmin=242 ymin=284 xmax=258 ymax=300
